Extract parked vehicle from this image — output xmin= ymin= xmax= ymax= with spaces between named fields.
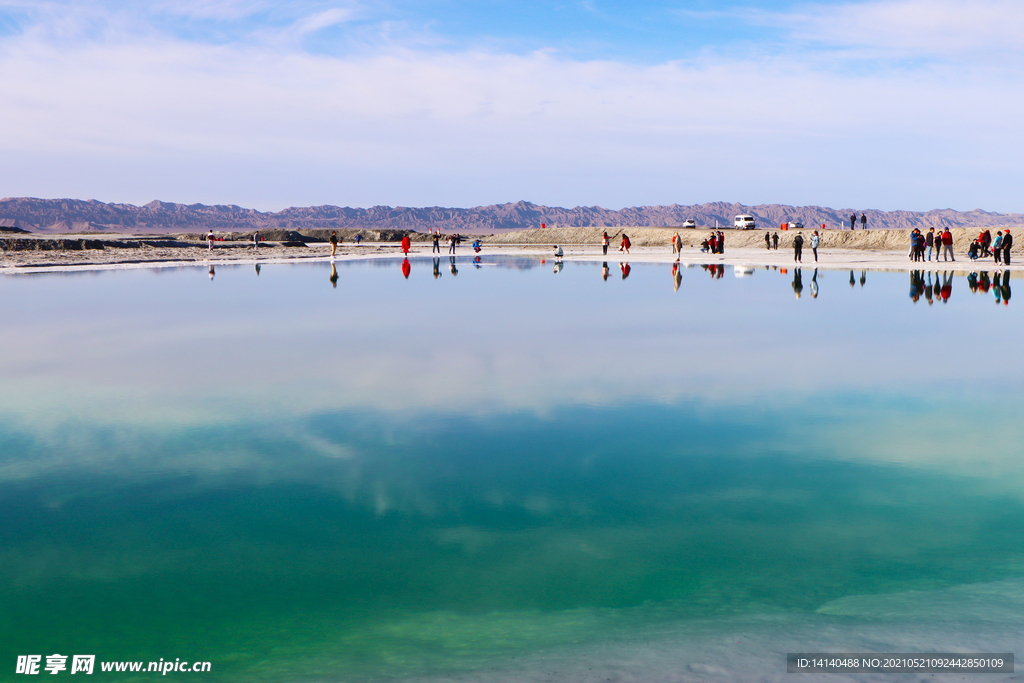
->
xmin=734 ymin=214 xmax=756 ymax=230
xmin=789 ymin=220 xmax=804 ymax=230
xmin=683 ymin=219 xmax=696 ymax=228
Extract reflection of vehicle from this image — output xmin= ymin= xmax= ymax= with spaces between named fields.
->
xmin=789 ymin=220 xmax=804 ymax=230
xmin=734 ymin=265 xmax=755 ymax=277
xmin=683 ymin=219 xmax=696 ymax=228
xmin=734 ymin=214 xmax=756 ymax=230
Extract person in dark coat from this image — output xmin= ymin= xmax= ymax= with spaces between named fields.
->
xmin=850 ymin=213 xmax=856 ymax=229
xmin=860 ymin=213 xmax=866 ymax=229
xmin=1002 ymin=229 xmax=1013 ymax=265
xmin=793 ymin=232 xmax=804 ymax=262
xmin=772 ymin=232 xmax=779 ymax=249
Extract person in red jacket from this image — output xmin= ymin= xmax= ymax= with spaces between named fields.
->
xmin=401 ymin=234 xmax=411 ymax=255
xmin=941 ymin=228 xmax=954 ymax=261
xmin=620 ymin=234 xmax=631 ymax=254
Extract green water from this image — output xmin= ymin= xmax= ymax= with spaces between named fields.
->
xmin=1 ymin=260 xmax=1022 ymax=681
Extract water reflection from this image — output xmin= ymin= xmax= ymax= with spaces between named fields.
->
xmin=401 ymin=258 xmax=411 ymax=279
xmin=601 ymin=262 xmax=610 ymax=281
xmin=620 ymin=262 xmax=630 ymax=279
xmin=792 ymin=268 xmax=803 ymax=298
xmin=329 ymin=263 xmax=338 ymax=288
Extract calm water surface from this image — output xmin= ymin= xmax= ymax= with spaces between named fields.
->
xmin=1 ymin=257 xmax=1022 ymax=682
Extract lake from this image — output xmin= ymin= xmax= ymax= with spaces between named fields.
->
xmin=1 ymin=256 xmax=1021 ymax=682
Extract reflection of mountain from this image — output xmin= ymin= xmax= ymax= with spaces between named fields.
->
xmin=3 ymin=197 xmax=1023 ymax=234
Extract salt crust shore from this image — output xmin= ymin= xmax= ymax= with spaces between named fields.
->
xmin=1 ymin=242 xmax=1021 ymax=276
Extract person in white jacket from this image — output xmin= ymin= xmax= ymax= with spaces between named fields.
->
xmin=810 ymin=231 xmax=821 ymax=262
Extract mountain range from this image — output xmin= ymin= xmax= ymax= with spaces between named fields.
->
xmin=1 ymin=197 xmax=1022 ymax=234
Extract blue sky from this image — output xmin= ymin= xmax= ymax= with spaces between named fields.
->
xmin=0 ymin=0 xmax=1022 ymax=212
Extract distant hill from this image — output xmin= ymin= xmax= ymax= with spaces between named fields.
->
xmin=1 ymin=197 xmax=1022 ymax=234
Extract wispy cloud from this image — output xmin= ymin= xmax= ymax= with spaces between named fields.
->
xmin=708 ymin=0 xmax=1024 ymax=59
xmin=0 ymin=0 xmax=1022 ymax=209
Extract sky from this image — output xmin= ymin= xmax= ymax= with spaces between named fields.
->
xmin=0 ymin=0 xmax=1022 ymax=212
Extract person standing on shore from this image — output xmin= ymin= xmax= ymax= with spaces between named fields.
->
xmin=793 ymin=232 xmax=804 ymax=262
xmin=448 ymin=234 xmax=456 ymax=255
xmin=765 ymin=231 xmax=771 ymax=250
xmin=620 ymin=233 xmax=631 ymax=254
xmin=772 ymin=232 xmax=779 ymax=250
xmin=401 ymin=234 xmax=411 ymax=255
xmin=207 ymin=230 xmax=215 ymax=251
xmin=330 ymin=231 xmax=338 ymax=257
xmin=993 ymin=231 xmax=1004 ymax=264
xmin=940 ymin=227 xmax=954 ymax=261
xmin=925 ymin=228 xmax=935 ymax=261
xmin=850 ymin=213 xmax=857 ymax=230
xmin=717 ymin=230 xmax=725 ymax=254
xmin=432 ymin=232 xmax=440 ymax=254
xmin=1002 ymin=229 xmax=1013 ymax=265
xmin=860 ymin=213 xmax=867 ymax=229
xmin=810 ymin=230 xmax=820 ymax=262
xmin=252 ymin=231 xmax=260 ymax=252
xmin=602 ymin=231 xmax=610 ymax=256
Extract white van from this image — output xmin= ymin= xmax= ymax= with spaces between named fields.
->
xmin=682 ymin=219 xmax=696 ymax=228
xmin=734 ymin=214 xmax=756 ymax=230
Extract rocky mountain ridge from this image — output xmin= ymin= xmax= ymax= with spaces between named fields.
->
xmin=1 ymin=197 xmax=1022 ymax=234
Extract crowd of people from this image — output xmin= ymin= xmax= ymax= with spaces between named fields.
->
xmin=968 ymin=229 xmax=1013 ymax=265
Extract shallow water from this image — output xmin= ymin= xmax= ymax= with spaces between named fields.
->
xmin=1 ymin=258 xmax=1022 ymax=682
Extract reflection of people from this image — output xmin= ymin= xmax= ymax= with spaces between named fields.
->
xmin=401 ymin=258 xmax=411 ymax=279
xmin=860 ymin=271 xmax=866 ymax=287
xmin=849 ymin=270 xmax=855 ymax=287
xmin=449 ymin=255 xmax=458 ymax=276
xmin=330 ymin=231 xmax=338 ymax=257
xmin=552 ymin=261 xmax=563 ymax=274
xmin=330 ymin=263 xmax=338 ymax=288
xmin=940 ymin=270 xmax=952 ymax=303
xmin=433 ymin=257 xmax=441 ymax=279
xmin=602 ymin=262 xmax=610 ymax=281
xmin=1001 ymin=270 xmax=1011 ymax=304
xmin=791 ymin=268 xmax=803 ymax=298
xmin=208 ymin=265 xmax=215 ymax=280
xmin=401 ymin=234 xmax=411 ymax=255
xmin=620 ymin=262 xmax=631 ymax=279
xmin=672 ymin=263 xmax=682 ymax=292
xmin=254 ymin=263 xmax=261 ymax=276
xmin=810 ymin=268 xmax=818 ymax=298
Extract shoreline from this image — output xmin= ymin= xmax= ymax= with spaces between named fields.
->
xmin=1 ymin=242 xmax=1020 ymax=276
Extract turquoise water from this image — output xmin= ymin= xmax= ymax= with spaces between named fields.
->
xmin=1 ymin=258 xmax=1022 ymax=681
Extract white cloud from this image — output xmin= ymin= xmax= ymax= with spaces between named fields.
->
xmin=0 ymin=1 xmax=1022 ymax=209
xmin=750 ymin=0 xmax=1024 ymax=58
